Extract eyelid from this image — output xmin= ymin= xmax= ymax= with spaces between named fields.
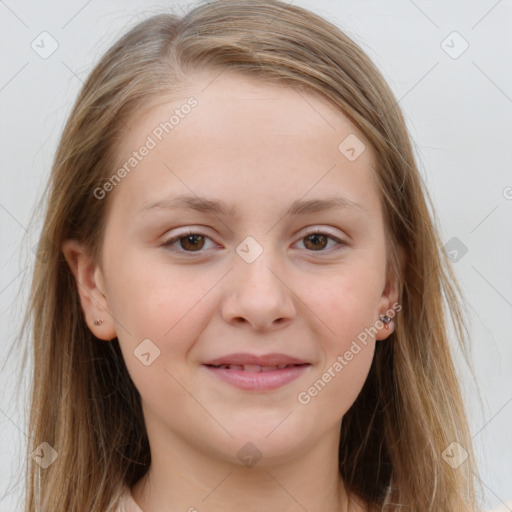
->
xmin=300 ymin=226 xmax=344 ymax=239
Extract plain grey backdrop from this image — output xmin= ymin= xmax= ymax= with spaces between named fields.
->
xmin=1 ymin=0 xmax=511 ymax=510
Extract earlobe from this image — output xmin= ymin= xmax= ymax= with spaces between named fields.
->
xmin=376 ymin=315 xmax=395 ymax=340
xmin=61 ymin=239 xmax=117 ymax=341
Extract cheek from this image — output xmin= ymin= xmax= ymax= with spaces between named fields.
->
xmin=305 ymin=270 xmax=382 ymax=343
xmin=107 ymin=247 xmax=214 ymax=338
xmin=297 ymin=272 xmax=380 ymax=409
xmin=107 ymin=255 xmax=221 ymax=397
xmin=296 ymin=278 xmax=377 ymax=419
xmin=110 ymin=264 xmax=212 ymax=417
xmin=306 ymin=340 xmax=375 ymax=425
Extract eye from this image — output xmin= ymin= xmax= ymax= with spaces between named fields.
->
xmin=161 ymin=227 xmax=348 ymax=255
xmin=161 ymin=229 xmax=217 ymax=253
xmin=295 ymin=228 xmax=347 ymax=253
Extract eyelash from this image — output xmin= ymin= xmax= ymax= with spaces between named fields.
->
xmin=161 ymin=228 xmax=348 ymax=255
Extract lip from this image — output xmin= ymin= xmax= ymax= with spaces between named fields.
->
xmin=202 ymin=353 xmax=311 ymax=391
xmin=203 ymin=364 xmax=310 ymax=391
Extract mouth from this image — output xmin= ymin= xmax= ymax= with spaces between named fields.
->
xmin=205 ymin=363 xmax=309 ymax=372
xmin=202 ymin=362 xmax=311 ymax=391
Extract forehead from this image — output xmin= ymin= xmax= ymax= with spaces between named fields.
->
xmin=109 ymin=71 xmax=381 ymax=220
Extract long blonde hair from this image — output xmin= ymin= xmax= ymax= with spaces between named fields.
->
xmin=11 ymin=0 xmax=483 ymax=510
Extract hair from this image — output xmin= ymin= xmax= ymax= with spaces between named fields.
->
xmin=8 ymin=0 xmax=484 ymax=510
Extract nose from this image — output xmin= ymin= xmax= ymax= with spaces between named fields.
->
xmin=221 ymin=246 xmax=296 ymax=332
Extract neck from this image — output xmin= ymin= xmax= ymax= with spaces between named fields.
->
xmin=131 ymin=421 xmax=354 ymax=512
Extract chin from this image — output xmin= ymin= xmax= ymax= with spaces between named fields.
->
xmin=209 ymin=421 xmax=311 ymax=464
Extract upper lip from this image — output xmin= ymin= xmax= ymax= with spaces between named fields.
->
xmin=203 ymin=353 xmax=309 ymax=367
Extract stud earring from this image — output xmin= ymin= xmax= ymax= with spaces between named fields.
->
xmin=94 ymin=319 xmax=104 ymax=326
xmin=380 ymin=315 xmax=392 ymax=330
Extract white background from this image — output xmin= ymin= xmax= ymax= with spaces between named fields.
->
xmin=0 ymin=0 xmax=511 ymax=510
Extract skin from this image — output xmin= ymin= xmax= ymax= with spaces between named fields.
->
xmin=63 ymin=70 xmax=405 ymax=512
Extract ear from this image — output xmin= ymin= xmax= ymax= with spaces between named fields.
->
xmin=61 ymin=239 xmax=117 ymax=341
xmin=375 ymin=244 xmax=406 ymax=341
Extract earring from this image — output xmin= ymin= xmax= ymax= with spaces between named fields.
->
xmin=94 ymin=319 xmax=104 ymax=326
xmin=380 ymin=315 xmax=392 ymax=330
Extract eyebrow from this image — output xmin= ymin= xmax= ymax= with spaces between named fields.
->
xmin=138 ymin=194 xmax=367 ymax=217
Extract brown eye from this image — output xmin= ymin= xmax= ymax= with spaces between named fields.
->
xmin=162 ymin=231 xmax=215 ymax=253
xmin=179 ymin=234 xmax=206 ymax=251
xmin=303 ymin=233 xmax=329 ymax=251
xmin=296 ymin=230 xmax=347 ymax=254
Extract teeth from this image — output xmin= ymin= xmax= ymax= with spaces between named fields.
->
xmin=216 ymin=364 xmax=297 ymax=371
xmin=243 ymin=364 xmax=261 ymax=372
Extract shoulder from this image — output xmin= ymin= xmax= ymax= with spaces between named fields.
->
xmin=115 ymin=485 xmax=144 ymax=512
xmin=347 ymin=495 xmax=370 ymax=512
xmin=487 ymin=500 xmax=512 ymax=512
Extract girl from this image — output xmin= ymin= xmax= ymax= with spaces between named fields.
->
xmin=18 ymin=0 xmax=484 ymax=510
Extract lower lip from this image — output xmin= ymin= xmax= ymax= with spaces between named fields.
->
xmin=203 ymin=364 xmax=311 ymax=391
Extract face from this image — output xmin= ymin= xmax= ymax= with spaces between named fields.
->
xmin=64 ymin=70 xmax=401 ymax=467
